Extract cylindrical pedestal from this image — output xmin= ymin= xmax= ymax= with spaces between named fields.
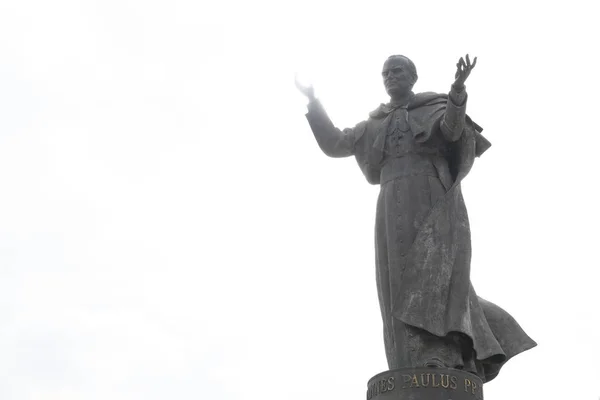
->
xmin=367 ymin=368 xmax=483 ymax=400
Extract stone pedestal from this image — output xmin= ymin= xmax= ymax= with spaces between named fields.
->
xmin=367 ymin=368 xmax=483 ymax=400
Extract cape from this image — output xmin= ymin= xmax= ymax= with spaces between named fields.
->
xmin=352 ymin=92 xmax=490 ymax=184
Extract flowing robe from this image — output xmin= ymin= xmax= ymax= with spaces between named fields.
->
xmin=305 ymin=91 xmax=536 ymax=382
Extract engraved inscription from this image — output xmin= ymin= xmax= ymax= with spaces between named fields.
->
xmin=463 ymin=377 xmax=483 ymax=400
xmin=450 ymin=375 xmax=458 ymax=390
xmin=367 ymin=371 xmax=483 ymax=400
xmin=366 ymin=377 xmax=395 ymax=400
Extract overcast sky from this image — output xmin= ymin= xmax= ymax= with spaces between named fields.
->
xmin=0 ymin=0 xmax=599 ymax=399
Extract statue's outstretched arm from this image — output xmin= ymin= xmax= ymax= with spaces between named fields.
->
xmin=440 ymin=54 xmax=477 ymax=142
xmin=440 ymin=85 xmax=467 ymax=142
xmin=305 ymin=98 xmax=356 ymax=158
xmin=296 ymin=76 xmax=356 ymax=157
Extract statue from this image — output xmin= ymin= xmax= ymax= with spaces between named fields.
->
xmin=296 ymin=54 xmax=536 ymax=391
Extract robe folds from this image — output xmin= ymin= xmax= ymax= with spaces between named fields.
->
xmin=305 ymin=92 xmax=536 ymax=382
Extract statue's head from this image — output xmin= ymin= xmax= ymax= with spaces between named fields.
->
xmin=382 ymin=55 xmax=418 ymax=98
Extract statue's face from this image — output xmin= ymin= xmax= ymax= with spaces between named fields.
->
xmin=382 ymin=58 xmax=414 ymax=97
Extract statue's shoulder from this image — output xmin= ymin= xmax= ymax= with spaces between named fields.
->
xmin=412 ymin=92 xmax=448 ymax=108
xmin=368 ymin=104 xmax=389 ymax=119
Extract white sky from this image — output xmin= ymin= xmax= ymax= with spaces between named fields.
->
xmin=0 ymin=0 xmax=599 ymax=399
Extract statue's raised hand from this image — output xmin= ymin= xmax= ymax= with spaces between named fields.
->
xmin=453 ymin=54 xmax=477 ymax=89
xmin=295 ymin=73 xmax=316 ymax=101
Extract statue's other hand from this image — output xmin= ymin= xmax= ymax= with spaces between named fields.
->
xmin=295 ymin=73 xmax=316 ymax=101
xmin=453 ymin=54 xmax=477 ymax=89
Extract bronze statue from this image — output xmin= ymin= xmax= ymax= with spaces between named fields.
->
xmin=296 ymin=55 xmax=536 ymax=384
